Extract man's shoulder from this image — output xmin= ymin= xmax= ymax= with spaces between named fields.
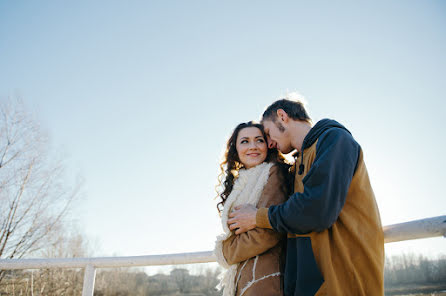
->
xmin=317 ymin=126 xmax=356 ymax=147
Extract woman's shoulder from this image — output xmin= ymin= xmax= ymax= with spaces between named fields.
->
xmin=266 ymin=162 xmax=293 ymax=196
xmin=268 ymin=162 xmax=290 ymax=178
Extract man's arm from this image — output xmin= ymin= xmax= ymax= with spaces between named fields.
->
xmin=263 ymin=128 xmax=360 ymax=234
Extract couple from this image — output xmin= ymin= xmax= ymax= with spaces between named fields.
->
xmin=214 ymin=96 xmax=385 ymax=296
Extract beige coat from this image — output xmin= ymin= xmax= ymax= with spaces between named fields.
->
xmin=222 ymin=164 xmax=289 ymax=296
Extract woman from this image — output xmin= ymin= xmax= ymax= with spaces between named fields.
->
xmin=214 ymin=121 xmax=291 ymax=296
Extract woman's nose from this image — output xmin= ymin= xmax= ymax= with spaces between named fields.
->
xmin=248 ymin=142 xmax=258 ymax=149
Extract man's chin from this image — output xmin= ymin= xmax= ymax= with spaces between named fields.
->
xmin=280 ymin=147 xmax=294 ymax=154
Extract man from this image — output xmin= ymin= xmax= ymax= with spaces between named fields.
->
xmin=228 ymin=97 xmax=384 ymax=295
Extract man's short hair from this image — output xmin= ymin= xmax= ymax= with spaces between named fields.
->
xmin=262 ymin=98 xmax=311 ymax=123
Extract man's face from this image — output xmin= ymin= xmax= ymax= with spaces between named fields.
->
xmin=262 ymin=119 xmax=293 ymax=154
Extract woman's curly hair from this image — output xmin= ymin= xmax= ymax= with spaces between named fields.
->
xmin=216 ymin=121 xmax=292 ymax=213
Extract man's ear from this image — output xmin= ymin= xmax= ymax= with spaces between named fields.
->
xmin=276 ymin=109 xmax=289 ymax=123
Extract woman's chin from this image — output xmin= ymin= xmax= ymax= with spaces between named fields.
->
xmin=244 ymin=161 xmax=265 ymax=169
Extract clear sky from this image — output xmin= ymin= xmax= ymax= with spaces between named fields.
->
xmin=1 ymin=0 xmax=445 ymax=264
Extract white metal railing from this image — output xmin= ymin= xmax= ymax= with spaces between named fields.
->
xmin=1 ymin=215 xmax=445 ymax=296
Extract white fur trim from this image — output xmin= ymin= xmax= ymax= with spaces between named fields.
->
xmin=251 ymin=256 xmax=258 ymax=279
xmin=234 ymin=259 xmax=249 ymax=290
xmin=214 ymin=234 xmax=230 ymax=269
xmin=239 ymin=272 xmax=281 ymax=296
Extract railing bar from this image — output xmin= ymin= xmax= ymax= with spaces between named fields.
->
xmin=383 ymin=215 xmax=446 ymax=243
xmin=0 ymin=251 xmax=215 ymax=269
xmin=0 ymin=215 xmax=444 ymax=270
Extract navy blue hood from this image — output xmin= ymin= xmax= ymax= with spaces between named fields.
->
xmin=297 ymin=119 xmax=351 ymax=175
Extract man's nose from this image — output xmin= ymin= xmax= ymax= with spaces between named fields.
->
xmin=268 ymin=139 xmax=277 ymax=149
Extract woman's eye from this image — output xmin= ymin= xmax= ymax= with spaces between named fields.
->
xmin=240 ymin=140 xmax=248 ymax=144
xmin=257 ymin=139 xmax=265 ymax=143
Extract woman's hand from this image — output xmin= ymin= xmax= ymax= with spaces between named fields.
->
xmin=228 ymin=204 xmax=257 ymax=235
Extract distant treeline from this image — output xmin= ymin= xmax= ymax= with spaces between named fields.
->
xmin=385 ymin=253 xmax=446 ymax=295
xmin=0 ymin=267 xmax=222 ymax=296
xmin=1 ymin=253 xmax=446 ymax=295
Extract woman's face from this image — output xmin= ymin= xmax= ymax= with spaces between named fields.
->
xmin=236 ymin=127 xmax=268 ymax=169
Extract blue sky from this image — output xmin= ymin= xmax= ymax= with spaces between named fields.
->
xmin=1 ymin=0 xmax=445 ymax=263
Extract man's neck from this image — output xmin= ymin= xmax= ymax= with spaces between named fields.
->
xmin=289 ymin=121 xmax=312 ymax=152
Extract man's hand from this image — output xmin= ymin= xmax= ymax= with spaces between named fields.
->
xmin=227 ymin=204 xmax=257 ymax=235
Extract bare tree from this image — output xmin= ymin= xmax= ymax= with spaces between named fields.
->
xmin=170 ymin=268 xmax=191 ymax=293
xmin=0 ymin=230 xmax=90 ymax=295
xmin=0 ymin=98 xmax=81 ymax=282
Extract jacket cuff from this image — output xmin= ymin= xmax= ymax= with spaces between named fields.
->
xmin=256 ymin=207 xmax=273 ymax=229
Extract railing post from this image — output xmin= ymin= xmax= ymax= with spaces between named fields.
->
xmin=82 ymin=264 xmax=96 ymax=296
xmin=31 ymin=270 xmax=34 ymax=296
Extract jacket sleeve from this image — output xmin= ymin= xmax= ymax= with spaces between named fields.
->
xmin=260 ymin=128 xmax=360 ymax=234
xmin=222 ymin=165 xmax=288 ymax=265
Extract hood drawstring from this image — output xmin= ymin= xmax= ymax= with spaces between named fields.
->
xmin=298 ymin=141 xmax=305 ymax=175
xmin=293 ymin=151 xmax=305 ymax=176
xmin=298 ymin=151 xmax=304 ymax=175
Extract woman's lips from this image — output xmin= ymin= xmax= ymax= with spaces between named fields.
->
xmin=247 ymin=153 xmax=260 ymax=157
